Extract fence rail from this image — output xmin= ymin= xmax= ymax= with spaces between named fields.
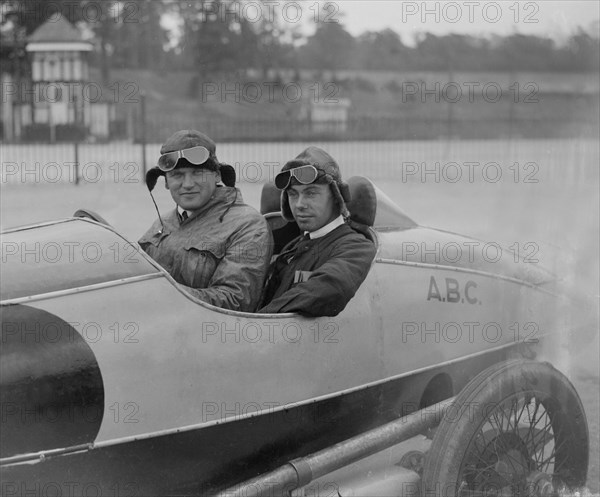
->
xmin=141 ymin=116 xmax=599 ymax=143
xmin=1 ymin=139 xmax=598 ymax=187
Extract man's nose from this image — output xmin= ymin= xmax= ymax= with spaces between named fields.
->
xmin=295 ymin=194 xmax=307 ymax=208
xmin=182 ymin=172 xmax=195 ymax=188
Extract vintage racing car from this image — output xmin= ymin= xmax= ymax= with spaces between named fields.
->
xmin=0 ymin=176 xmax=593 ymax=496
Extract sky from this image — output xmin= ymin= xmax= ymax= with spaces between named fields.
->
xmin=310 ymin=1 xmax=600 ymax=43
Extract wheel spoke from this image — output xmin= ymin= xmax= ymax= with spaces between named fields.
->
xmin=538 ymin=444 xmax=558 ymax=471
xmin=488 ymin=409 xmax=501 ymax=430
xmin=507 ymin=397 xmax=524 ymax=435
xmin=463 ymin=462 xmax=498 ymax=482
xmin=530 ymin=416 xmax=554 ymax=463
xmin=526 ymin=399 xmax=541 ymax=434
xmin=525 ymin=400 xmax=547 ymax=450
xmin=464 ymin=462 xmax=512 ymax=494
xmin=466 ymin=448 xmax=494 ymax=468
xmin=551 ymin=436 xmax=574 ymax=474
xmin=513 ymin=396 xmax=529 ymax=427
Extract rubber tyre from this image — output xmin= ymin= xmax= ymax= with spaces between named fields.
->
xmin=421 ymin=359 xmax=589 ymax=496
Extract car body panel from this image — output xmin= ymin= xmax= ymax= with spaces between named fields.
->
xmin=1 ymin=220 xmax=158 ymax=301
xmin=0 ymin=178 xmax=593 ymax=495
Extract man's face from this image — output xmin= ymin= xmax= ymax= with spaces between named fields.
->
xmin=287 ymin=182 xmax=338 ymax=232
xmin=165 ymin=167 xmax=220 ymax=212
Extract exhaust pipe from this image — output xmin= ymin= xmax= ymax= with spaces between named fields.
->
xmin=217 ymin=396 xmax=456 ymax=497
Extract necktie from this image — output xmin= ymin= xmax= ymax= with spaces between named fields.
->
xmin=181 ymin=211 xmax=189 ymax=222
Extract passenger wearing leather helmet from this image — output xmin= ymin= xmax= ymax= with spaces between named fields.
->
xmin=258 ymin=146 xmax=376 ymax=316
xmin=139 ymin=130 xmax=272 ymax=312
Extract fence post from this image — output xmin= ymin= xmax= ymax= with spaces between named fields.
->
xmin=11 ymin=101 xmax=18 ymax=142
xmin=446 ymin=67 xmax=454 ymax=139
xmin=74 ymin=141 xmax=79 ymax=185
xmin=49 ymin=104 xmax=56 ymax=144
xmin=140 ymin=92 xmax=147 ymax=182
xmin=508 ymin=70 xmax=516 ymax=140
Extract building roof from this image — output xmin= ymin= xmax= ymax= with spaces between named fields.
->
xmin=28 ymin=17 xmax=86 ymax=43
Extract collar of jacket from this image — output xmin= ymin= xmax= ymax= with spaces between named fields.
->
xmin=281 ymin=222 xmax=351 ymax=260
xmin=152 ymin=187 xmax=242 ymax=236
xmin=307 ymin=215 xmax=345 ymax=239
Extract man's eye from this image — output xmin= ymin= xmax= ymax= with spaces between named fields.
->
xmin=168 ymin=171 xmax=183 ymax=179
xmin=288 ymin=191 xmax=298 ymax=198
xmin=192 ymin=170 xmax=207 ymax=177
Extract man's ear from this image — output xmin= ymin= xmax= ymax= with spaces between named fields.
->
xmin=145 ymin=168 xmax=164 ymax=191
xmin=218 ymin=164 xmax=236 ymax=187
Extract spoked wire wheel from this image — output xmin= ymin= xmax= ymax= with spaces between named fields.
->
xmin=421 ymin=360 xmax=589 ymax=497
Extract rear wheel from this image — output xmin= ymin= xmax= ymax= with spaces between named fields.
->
xmin=421 ymin=360 xmax=588 ymax=496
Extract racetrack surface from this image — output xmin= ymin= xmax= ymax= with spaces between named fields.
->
xmin=1 ymin=139 xmax=598 ymax=493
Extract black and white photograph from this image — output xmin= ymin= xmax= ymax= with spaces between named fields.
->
xmin=1 ymin=1 xmax=598 ymax=495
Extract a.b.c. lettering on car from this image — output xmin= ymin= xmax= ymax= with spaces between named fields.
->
xmin=427 ymin=276 xmax=479 ymax=305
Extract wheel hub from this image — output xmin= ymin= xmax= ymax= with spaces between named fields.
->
xmin=467 ymin=431 xmax=535 ymax=494
xmin=494 ymin=448 xmax=530 ymax=480
xmin=525 ymin=471 xmax=556 ymax=497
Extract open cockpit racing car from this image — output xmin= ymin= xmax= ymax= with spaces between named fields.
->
xmin=0 ymin=177 xmax=593 ymax=496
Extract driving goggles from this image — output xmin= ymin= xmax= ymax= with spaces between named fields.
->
xmin=158 ymin=146 xmax=211 ymax=172
xmin=275 ymin=165 xmax=325 ymax=190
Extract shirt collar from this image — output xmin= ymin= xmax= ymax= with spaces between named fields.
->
xmin=177 ymin=206 xmax=191 ymax=221
xmin=174 ymin=187 xmax=240 ymax=222
xmin=307 ymin=215 xmax=345 ymax=239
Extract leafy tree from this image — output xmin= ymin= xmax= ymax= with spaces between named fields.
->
xmin=299 ymin=22 xmax=356 ymax=73
xmin=247 ymin=1 xmax=300 ymax=78
xmin=494 ymin=34 xmax=556 ymax=71
xmin=413 ymin=33 xmax=452 ymax=70
xmin=175 ymin=0 xmax=254 ymax=76
xmin=564 ymin=29 xmax=600 ymax=71
xmin=356 ymin=29 xmax=411 ymax=70
xmin=0 ymin=0 xmax=83 ymax=34
xmin=111 ymin=0 xmax=168 ymax=70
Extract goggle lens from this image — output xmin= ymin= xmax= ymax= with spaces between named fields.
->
xmin=158 ymin=146 xmax=211 ymax=172
xmin=158 ymin=153 xmax=178 ymax=171
xmin=275 ymin=165 xmax=320 ymax=190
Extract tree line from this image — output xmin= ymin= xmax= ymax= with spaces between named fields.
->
xmin=1 ymin=0 xmax=598 ymax=83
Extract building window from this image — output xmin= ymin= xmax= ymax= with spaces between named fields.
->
xmin=32 ymin=58 xmax=42 ymax=81
xmin=46 ymin=59 xmax=57 ymax=81
xmin=73 ymin=58 xmax=81 ymax=80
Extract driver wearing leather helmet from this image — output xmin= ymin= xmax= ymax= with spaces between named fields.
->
xmin=258 ymin=146 xmax=376 ymax=316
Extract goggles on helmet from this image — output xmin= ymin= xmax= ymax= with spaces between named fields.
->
xmin=158 ymin=146 xmax=211 ymax=172
xmin=274 ymin=165 xmax=326 ymax=190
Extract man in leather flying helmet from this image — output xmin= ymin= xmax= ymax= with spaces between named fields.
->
xmin=140 ymin=129 xmax=272 ymax=312
xmin=258 ymin=146 xmax=376 ymax=316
